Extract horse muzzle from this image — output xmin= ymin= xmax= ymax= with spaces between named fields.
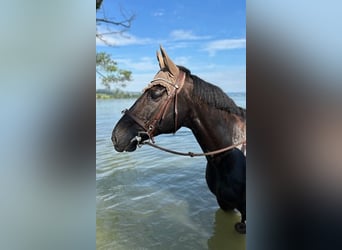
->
xmin=112 ymin=109 xmax=152 ymax=152
xmin=111 ymin=133 xmax=137 ymax=152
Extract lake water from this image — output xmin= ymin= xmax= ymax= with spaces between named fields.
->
xmin=96 ymin=93 xmax=246 ymax=250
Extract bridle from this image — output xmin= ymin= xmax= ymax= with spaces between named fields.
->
xmin=123 ymin=70 xmax=186 ymax=143
xmin=121 ymin=70 xmax=246 ymax=156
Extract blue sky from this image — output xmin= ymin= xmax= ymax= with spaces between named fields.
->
xmin=96 ymin=0 xmax=245 ymax=92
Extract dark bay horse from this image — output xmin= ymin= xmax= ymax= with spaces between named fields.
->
xmin=112 ymin=46 xmax=246 ymax=233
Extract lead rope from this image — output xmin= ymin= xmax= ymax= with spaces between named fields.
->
xmin=134 ymin=137 xmax=246 ymax=157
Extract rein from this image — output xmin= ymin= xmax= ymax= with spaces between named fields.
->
xmin=142 ymin=139 xmax=247 ymax=157
xmin=130 ymin=131 xmax=246 ymax=157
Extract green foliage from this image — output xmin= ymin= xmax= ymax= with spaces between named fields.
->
xmin=96 ymin=52 xmax=132 ymax=90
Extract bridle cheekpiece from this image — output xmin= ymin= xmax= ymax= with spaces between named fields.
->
xmin=123 ymin=70 xmax=186 ymax=144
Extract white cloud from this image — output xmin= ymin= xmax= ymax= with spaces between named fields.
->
xmin=96 ymin=32 xmax=152 ymax=47
xmin=173 ymin=56 xmax=190 ymax=66
xmin=198 ymin=67 xmax=246 ymax=92
xmin=153 ymin=9 xmax=165 ymax=17
xmin=116 ymin=57 xmax=157 ymax=72
xmin=170 ymin=29 xmax=211 ymax=41
xmin=203 ymin=38 xmax=246 ymax=56
xmin=165 ymin=42 xmax=193 ymax=50
xmin=96 ymin=29 xmax=213 ymax=48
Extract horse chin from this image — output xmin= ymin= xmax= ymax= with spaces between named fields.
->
xmin=123 ymin=140 xmax=138 ymax=152
xmin=114 ymin=140 xmax=137 ymax=152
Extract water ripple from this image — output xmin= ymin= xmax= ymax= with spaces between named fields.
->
xmin=97 ymin=95 xmax=246 ymax=249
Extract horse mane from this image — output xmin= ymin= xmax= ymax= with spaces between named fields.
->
xmin=177 ymin=66 xmax=246 ymax=118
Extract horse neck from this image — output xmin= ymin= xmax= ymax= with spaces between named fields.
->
xmin=185 ymin=103 xmax=246 ymax=155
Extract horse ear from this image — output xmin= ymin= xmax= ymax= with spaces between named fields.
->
xmin=156 ymin=50 xmax=165 ymax=69
xmin=160 ymin=46 xmax=179 ymax=76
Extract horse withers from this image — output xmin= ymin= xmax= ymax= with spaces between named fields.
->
xmin=112 ymin=46 xmax=246 ymax=233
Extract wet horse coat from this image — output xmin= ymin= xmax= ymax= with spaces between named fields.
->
xmin=112 ymin=46 xmax=246 ymax=233
xmin=206 ymin=148 xmax=246 ymax=232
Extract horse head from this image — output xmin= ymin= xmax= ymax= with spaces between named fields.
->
xmin=112 ymin=46 xmax=191 ymax=152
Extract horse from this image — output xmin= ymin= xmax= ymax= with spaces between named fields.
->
xmin=111 ymin=46 xmax=246 ymax=233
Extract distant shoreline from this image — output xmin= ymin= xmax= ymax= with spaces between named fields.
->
xmin=96 ymin=89 xmax=141 ymax=99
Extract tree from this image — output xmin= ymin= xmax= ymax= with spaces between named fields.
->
xmin=96 ymin=0 xmax=135 ymax=45
xmin=96 ymin=0 xmax=103 ymax=10
xmin=96 ymin=1 xmax=135 ymax=90
xmin=96 ymin=52 xmax=132 ymax=90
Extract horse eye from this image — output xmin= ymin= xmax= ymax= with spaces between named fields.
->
xmin=149 ymin=86 xmax=166 ymax=100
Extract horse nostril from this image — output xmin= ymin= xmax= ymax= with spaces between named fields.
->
xmin=111 ymin=134 xmax=117 ymax=145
